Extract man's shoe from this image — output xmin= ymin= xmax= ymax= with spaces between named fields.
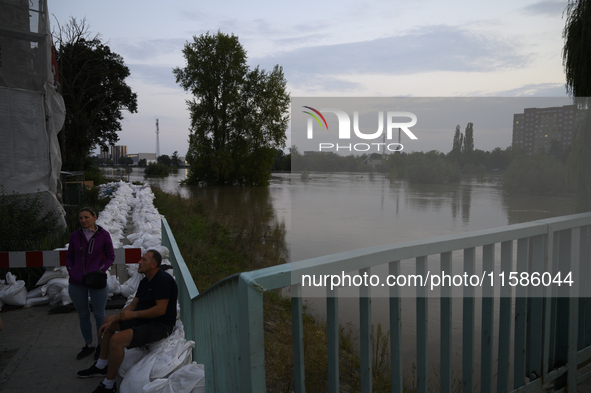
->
xmin=77 ymin=345 xmax=95 ymax=360
xmin=94 ymin=344 xmax=101 ymax=360
xmin=77 ymin=363 xmax=107 ymax=378
xmin=92 ymin=382 xmax=117 ymax=393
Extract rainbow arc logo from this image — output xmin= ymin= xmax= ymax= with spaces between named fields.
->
xmin=302 ymin=106 xmax=328 ymax=130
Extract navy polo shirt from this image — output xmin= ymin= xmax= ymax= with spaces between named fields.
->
xmin=135 ymin=269 xmax=178 ymax=326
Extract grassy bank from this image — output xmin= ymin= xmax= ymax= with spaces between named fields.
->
xmin=152 ymin=187 xmax=412 ymax=391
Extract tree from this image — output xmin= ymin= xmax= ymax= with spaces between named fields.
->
xmin=563 ymin=0 xmax=591 ymax=211
xmin=450 ymin=125 xmax=462 ymax=163
xmin=157 ymin=154 xmax=172 ymax=166
xmin=54 ymin=18 xmax=138 ymax=171
xmin=171 ymin=151 xmax=181 ymax=167
xmin=463 ymin=122 xmax=474 ymax=155
xmin=173 ymin=31 xmax=290 ymax=186
xmin=138 ymin=158 xmax=147 ymax=167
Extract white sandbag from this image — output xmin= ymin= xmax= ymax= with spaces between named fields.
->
xmin=119 ymin=347 xmax=149 ymax=378
xmin=60 ymin=287 xmax=72 ymax=305
xmin=107 ymin=273 xmax=121 ymax=295
xmin=142 ymin=363 xmax=205 ymax=393
xmin=120 ymin=272 xmax=143 ymax=298
xmin=25 ymin=295 xmax=50 ymax=308
xmin=0 ymin=272 xmax=28 ymax=306
xmin=149 ymin=340 xmax=194 ymax=380
xmin=46 ymin=277 xmax=69 ymax=305
xmin=27 ymin=286 xmax=44 ymax=299
xmin=36 ymin=267 xmax=68 ymax=286
xmin=119 ymin=352 xmax=158 ymax=393
xmin=152 ymin=246 xmax=169 ymax=259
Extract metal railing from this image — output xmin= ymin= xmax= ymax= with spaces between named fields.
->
xmin=162 ymin=212 xmax=591 ymax=392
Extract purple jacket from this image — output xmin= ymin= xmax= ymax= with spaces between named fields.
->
xmin=66 ymin=226 xmax=115 ymax=286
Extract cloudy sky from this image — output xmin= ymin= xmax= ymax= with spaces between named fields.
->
xmin=49 ymin=0 xmax=571 ymax=156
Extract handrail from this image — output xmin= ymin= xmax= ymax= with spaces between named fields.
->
xmin=163 ymin=211 xmax=591 ymax=393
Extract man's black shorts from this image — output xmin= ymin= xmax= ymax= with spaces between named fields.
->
xmin=118 ymin=319 xmax=174 ymax=349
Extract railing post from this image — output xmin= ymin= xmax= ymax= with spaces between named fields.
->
xmin=462 ymin=248 xmax=475 ymax=393
xmin=390 ymin=260 xmax=403 ymax=393
xmin=416 ymin=256 xmax=428 ymax=393
xmin=327 ymin=285 xmax=339 ymax=393
xmin=292 ymin=284 xmax=305 ymax=393
xmin=360 ymin=267 xmax=372 ymax=393
xmin=238 ymin=273 xmax=266 ymax=393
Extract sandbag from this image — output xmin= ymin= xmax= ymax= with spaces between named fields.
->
xmin=35 ymin=267 xmax=68 ymax=286
xmin=120 ymin=271 xmax=143 ymax=298
xmin=0 ymin=272 xmax=28 ymax=306
xmin=142 ymin=363 xmax=205 ymax=393
xmin=25 ymin=295 xmax=50 ymax=308
xmin=46 ymin=277 xmax=69 ymax=305
xmin=107 ymin=273 xmax=121 ymax=295
xmin=119 ymin=347 xmax=149 ymax=378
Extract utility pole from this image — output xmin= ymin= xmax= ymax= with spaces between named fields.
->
xmin=155 ymin=118 xmax=160 ymax=159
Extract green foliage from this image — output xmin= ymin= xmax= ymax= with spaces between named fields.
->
xmin=157 ymin=154 xmax=172 ymax=166
xmin=503 ymin=154 xmax=568 ymax=195
xmin=55 ymin=18 xmax=138 ymax=171
xmin=402 ymin=152 xmax=461 ymax=184
xmin=0 ymin=188 xmax=66 ymax=252
xmin=138 ymin=158 xmax=147 ymax=167
xmin=563 ymin=0 xmax=591 ymax=97
xmin=463 ymin=122 xmax=474 ymax=155
xmin=171 ymin=151 xmax=181 ymax=167
xmin=144 ymin=162 xmax=171 ymax=177
xmin=84 ymin=165 xmax=107 ymax=186
xmin=173 ymin=31 xmax=290 ymax=186
xmin=119 ymin=156 xmax=134 ymax=166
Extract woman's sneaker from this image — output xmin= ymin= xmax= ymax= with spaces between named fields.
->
xmin=77 ymin=362 xmax=107 ymax=378
xmin=77 ymin=345 xmax=95 ymax=360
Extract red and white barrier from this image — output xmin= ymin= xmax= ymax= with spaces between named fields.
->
xmin=0 ymin=248 xmax=142 ymax=268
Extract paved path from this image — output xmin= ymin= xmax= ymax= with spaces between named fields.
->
xmin=0 ymin=305 xmax=122 ymax=393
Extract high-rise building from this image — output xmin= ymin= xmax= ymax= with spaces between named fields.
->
xmin=111 ymin=145 xmax=127 ymax=165
xmin=512 ymin=105 xmax=585 ymax=154
xmin=100 ymin=147 xmax=110 ymax=161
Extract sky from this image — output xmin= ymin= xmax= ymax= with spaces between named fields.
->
xmin=49 ymin=0 xmax=571 ymax=157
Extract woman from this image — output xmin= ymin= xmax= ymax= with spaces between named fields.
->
xmin=66 ymin=207 xmax=115 ymax=360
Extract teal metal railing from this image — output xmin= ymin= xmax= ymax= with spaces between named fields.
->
xmin=162 ymin=212 xmax=591 ymax=392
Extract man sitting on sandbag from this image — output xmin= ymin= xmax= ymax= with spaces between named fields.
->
xmin=77 ymin=249 xmax=178 ymax=393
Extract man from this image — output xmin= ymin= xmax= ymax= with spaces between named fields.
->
xmin=77 ymin=249 xmax=178 ymax=393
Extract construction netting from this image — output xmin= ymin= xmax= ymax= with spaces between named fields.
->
xmin=0 ymin=0 xmax=66 ymax=228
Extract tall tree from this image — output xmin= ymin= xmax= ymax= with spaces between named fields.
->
xmin=463 ymin=122 xmax=474 ymax=155
xmin=450 ymin=125 xmax=462 ymax=163
xmin=563 ymin=0 xmax=591 ymax=210
xmin=54 ymin=18 xmax=138 ymax=171
xmin=173 ymin=31 xmax=289 ymax=186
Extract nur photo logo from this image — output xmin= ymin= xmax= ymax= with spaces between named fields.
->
xmin=301 ymin=106 xmax=418 ymax=152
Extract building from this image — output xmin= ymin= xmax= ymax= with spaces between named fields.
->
xmin=512 ymin=105 xmax=585 ymax=154
xmin=110 ymin=145 xmax=127 ymax=165
xmin=128 ymin=153 xmax=157 ymax=165
xmin=100 ymin=147 xmax=110 ymax=161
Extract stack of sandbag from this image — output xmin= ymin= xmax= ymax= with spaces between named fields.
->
xmin=96 ymin=181 xmax=135 ymax=249
xmin=118 ymin=321 xmax=204 ymax=393
xmin=22 ymin=266 xmax=71 ymax=308
xmin=0 ymin=272 xmax=28 ymax=309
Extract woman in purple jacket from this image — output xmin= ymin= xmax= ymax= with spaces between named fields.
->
xmin=66 ymin=207 xmax=115 ymax=360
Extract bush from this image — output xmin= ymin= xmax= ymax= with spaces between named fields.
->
xmin=503 ymin=154 xmax=568 ymax=195
xmin=144 ymin=162 xmax=171 ymax=177
xmin=403 ymin=152 xmax=461 ymax=184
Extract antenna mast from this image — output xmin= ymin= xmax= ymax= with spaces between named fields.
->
xmin=155 ymin=118 xmax=160 ymax=158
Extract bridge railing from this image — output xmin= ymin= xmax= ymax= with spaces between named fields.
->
xmin=163 ymin=212 xmax=591 ymax=393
